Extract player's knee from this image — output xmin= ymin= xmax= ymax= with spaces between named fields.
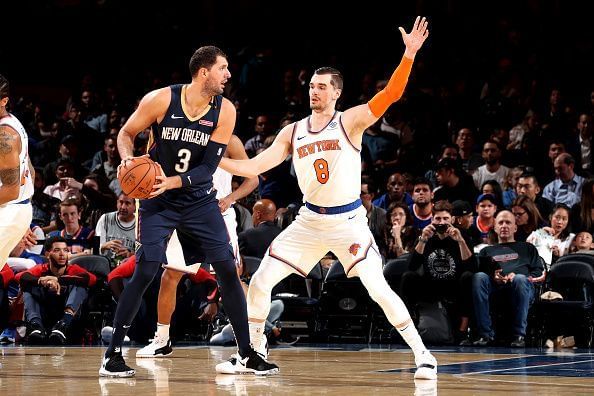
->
xmin=162 ymin=269 xmax=183 ymax=285
xmin=212 ymin=259 xmax=237 ymax=283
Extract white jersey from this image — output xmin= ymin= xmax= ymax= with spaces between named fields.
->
xmin=291 ymin=111 xmax=360 ymax=207
xmin=213 ymin=166 xmax=232 ymax=201
xmin=0 ymin=113 xmax=33 ymax=204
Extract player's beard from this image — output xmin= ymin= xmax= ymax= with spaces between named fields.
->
xmin=204 ymin=77 xmax=223 ymax=96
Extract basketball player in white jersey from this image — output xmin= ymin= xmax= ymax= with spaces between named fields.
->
xmin=218 ymin=17 xmax=437 ymax=379
xmin=0 ymin=74 xmax=34 ymax=270
xmin=135 ymin=134 xmax=258 ymax=357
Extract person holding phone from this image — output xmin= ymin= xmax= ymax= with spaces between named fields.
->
xmin=402 ymin=200 xmax=476 ymax=342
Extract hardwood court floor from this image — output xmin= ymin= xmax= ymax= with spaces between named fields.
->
xmin=1 ymin=344 xmax=594 ymax=395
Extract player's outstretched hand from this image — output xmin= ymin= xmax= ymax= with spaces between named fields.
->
xmin=399 ymin=16 xmax=429 ymax=56
xmin=116 ymin=154 xmax=150 ymax=179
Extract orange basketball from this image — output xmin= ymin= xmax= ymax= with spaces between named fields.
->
xmin=118 ymin=157 xmax=161 ymax=199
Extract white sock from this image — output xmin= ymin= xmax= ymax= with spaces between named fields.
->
xmin=397 ymin=320 xmax=427 ymax=360
xmin=156 ymin=322 xmax=170 ymax=341
xmin=249 ymin=321 xmax=265 ymax=351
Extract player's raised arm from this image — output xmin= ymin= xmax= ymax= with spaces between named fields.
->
xmin=219 ymin=123 xmax=294 ymax=179
xmin=342 ymin=16 xmax=429 ymax=139
xmin=0 ymin=125 xmax=22 ymax=205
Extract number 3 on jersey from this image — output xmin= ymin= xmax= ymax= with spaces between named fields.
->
xmin=314 ymin=158 xmax=329 ymax=184
xmin=175 ymin=148 xmax=191 ymax=172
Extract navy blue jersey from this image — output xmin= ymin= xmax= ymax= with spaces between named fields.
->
xmin=148 ymin=84 xmax=223 ymax=205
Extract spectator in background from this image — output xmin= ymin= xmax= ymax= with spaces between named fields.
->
xmin=516 ymin=173 xmax=554 ymax=220
xmin=409 ymin=177 xmax=433 ymax=231
xmin=403 ymin=200 xmax=475 ymax=341
xmin=60 ymin=173 xmax=117 ymax=229
xmin=244 ymin=114 xmax=275 ymax=158
xmin=384 ymin=202 xmax=417 ymax=259
xmin=433 ymin=157 xmax=479 ymax=205
xmin=373 ymin=172 xmax=413 ymax=210
xmin=542 ymin=153 xmax=584 ymax=208
xmin=473 ymin=140 xmax=510 ymax=190
xmin=32 ymin=167 xmax=60 ymax=234
xmin=424 ymin=144 xmax=458 ymax=189
xmin=43 ymin=157 xmax=78 ymax=201
xmin=511 ymin=195 xmax=545 ymax=242
xmin=570 ymin=178 xmax=594 ymax=234
xmin=91 ymin=136 xmax=120 ymax=184
xmin=238 ymin=199 xmax=282 ymax=259
xmin=537 ymin=140 xmax=566 ymax=187
xmin=502 ymin=166 xmax=524 ymax=208
xmin=42 ymin=134 xmax=88 ymax=185
xmin=16 ymin=236 xmax=96 ymax=344
xmin=452 ymin=200 xmax=481 ymax=249
xmin=455 ymin=127 xmax=483 ymax=174
xmin=360 ymin=176 xmax=387 ymax=253
xmin=526 ymin=203 xmax=574 ymax=267
xmin=472 ymin=211 xmax=544 ymax=347
xmin=566 ymin=113 xmax=592 ymax=174
xmin=470 ymin=194 xmax=498 ymax=244
xmin=95 ymin=193 xmax=136 ymax=266
xmin=569 ymin=231 xmax=594 ymax=254
xmin=47 ymin=199 xmax=95 ymax=257
xmin=480 ymin=179 xmax=504 ymax=209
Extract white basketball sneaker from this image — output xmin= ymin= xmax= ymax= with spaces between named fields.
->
xmin=215 ymin=353 xmax=240 ymax=374
xmin=136 ymin=334 xmax=173 ymax=358
xmin=234 ymin=350 xmax=279 ymax=376
xmin=414 ymin=350 xmax=437 ymax=380
xmin=215 ymin=335 xmax=269 ymax=374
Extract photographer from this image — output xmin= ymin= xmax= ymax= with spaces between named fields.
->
xmin=401 ymin=200 xmax=476 ymax=340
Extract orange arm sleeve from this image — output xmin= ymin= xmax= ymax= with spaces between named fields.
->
xmin=367 ymin=56 xmax=414 ymax=118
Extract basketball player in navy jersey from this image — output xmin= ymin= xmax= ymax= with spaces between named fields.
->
xmin=100 ymin=46 xmax=278 ymax=377
xmin=219 ymin=18 xmax=437 ymax=379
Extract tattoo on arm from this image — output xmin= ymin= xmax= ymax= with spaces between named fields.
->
xmin=0 ymin=166 xmax=20 ymax=186
xmin=0 ymin=130 xmax=15 ymax=155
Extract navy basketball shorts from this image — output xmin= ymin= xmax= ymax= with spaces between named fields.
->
xmin=136 ymin=196 xmax=233 ymax=264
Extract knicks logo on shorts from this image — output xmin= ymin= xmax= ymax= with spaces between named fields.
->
xmin=348 ymin=243 xmax=361 ymax=256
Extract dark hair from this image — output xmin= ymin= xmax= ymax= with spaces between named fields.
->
xmin=511 ymin=194 xmax=543 ymax=234
xmin=412 ymin=177 xmax=433 ymax=191
xmin=551 ymin=203 xmax=572 ymax=240
xmin=44 ymin=235 xmax=68 ymax=252
xmin=386 ymin=201 xmax=414 ymax=229
xmin=518 ymin=172 xmax=540 ymax=187
xmin=189 ymin=46 xmax=227 ymax=77
xmin=0 ymin=74 xmax=8 ymax=99
xmin=314 ymin=67 xmax=343 ymax=90
xmin=432 ymin=200 xmax=453 ymax=215
xmin=361 ymin=175 xmax=378 ymax=196
xmin=480 ymin=179 xmax=504 ymax=208
xmin=484 ymin=139 xmax=503 ymax=152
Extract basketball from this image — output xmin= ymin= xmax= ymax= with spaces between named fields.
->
xmin=118 ymin=157 xmax=161 ymax=199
